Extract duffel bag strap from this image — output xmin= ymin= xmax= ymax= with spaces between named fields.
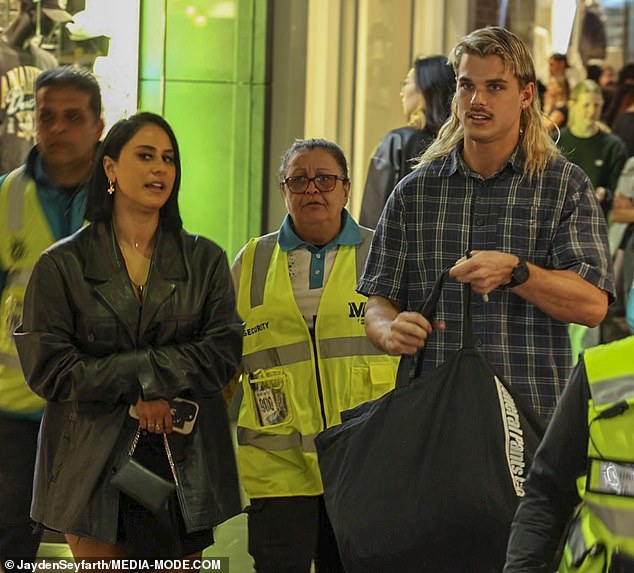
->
xmin=395 ymin=266 xmax=474 ymax=388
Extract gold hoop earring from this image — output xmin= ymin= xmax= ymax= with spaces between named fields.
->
xmin=107 ymin=180 xmax=115 ymax=195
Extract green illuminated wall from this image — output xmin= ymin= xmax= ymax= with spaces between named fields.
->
xmin=138 ymin=0 xmax=267 ymax=258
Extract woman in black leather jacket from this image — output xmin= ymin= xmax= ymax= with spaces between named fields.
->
xmin=15 ymin=112 xmax=243 ymax=563
xmin=359 ymin=55 xmax=455 ymax=228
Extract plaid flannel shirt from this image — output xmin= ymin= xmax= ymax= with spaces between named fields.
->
xmin=358 ymin=146 xmax=614 ymax=418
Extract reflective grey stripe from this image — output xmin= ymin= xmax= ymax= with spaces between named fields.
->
xmin=6 ymin=268 xmax=31 ymax=288
xmin=5 ymin=167 xmax=27 ymax=233
xmin=591 ymin=459 xmax=634 ymax=497
xmin=243 ymin=341 xmax=312 ymax=371
xmin=250 ymin=233 xmax=278 ymax=307
xmin=243 ymin=336 xmax=383 ymax=371
xmin=320 ymin=336 xmax=386 ymax=358
xmin=237 ymin=426 xmax=317 ymax=453
xmin=587 ymin=501 xmax=634 ymax=537
xmin=566 ymin=516 xmax=587 ymax=564
xmin=0 ymin=351 xmax=22 ymax=369
xmin=589 ymin=375 xmax=634 ymax=407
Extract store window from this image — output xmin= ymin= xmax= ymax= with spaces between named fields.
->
xmin=0 ymin=0 xmax=138 ymax=173
xmin=0 ymin=1 xmax=108 ymax=69
xmin=601 ymin=0 xmax=634 ymax=68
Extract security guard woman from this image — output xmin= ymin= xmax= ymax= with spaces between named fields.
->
xmin=231 ymin=139 xmax=399 ymax=573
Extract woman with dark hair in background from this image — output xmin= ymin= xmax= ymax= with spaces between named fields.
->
xmin=603 ymin=62 xmax=634 ymax=128
xmin=14 ymin=112 xmax=242 ymax=563
xmin=611 ymin=63 xmax=634 ymax=157
xmin=542 ymin=73 xmax=570 ymax=132
xmin=359 ymin=55 xmax=455 ymax=228
xmin=613 ymin=96 xmax=634 ymax=158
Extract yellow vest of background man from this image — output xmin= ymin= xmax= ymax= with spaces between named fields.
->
xmin=0 ymin=167 xmax=53 ymax=413
xmin=560 ymin=336 xmax=634 ymax=572
xmin=236 ymin=230 xmax=398 ymax=499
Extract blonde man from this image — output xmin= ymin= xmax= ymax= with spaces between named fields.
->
xmin=359 ymin=27 xmax=614 ymax=420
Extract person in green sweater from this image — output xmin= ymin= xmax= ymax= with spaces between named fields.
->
xmin=557 ymin=79 xmax=627 ymax=218
xmin=556 ymin=79 xmax=627 ymax=356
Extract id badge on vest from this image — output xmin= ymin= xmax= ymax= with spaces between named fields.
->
xmin=588 ymin=458 xmax=634 ymax=498
xmin=249 ymin=368 xmax=288 ymax=426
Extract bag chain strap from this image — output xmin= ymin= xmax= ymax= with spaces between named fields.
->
xmin=128 ymin=426 xmax=180 ymax=487
xmin=162 ymin=432 xmax=179 ymax=487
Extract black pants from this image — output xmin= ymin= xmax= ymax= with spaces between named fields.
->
xmin=0 ymin=415 xmax=42 ymax=562
xmin=247 ymin=495 xmax=345 ymax=573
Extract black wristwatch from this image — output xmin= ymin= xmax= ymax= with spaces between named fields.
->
xmin=507 ymin=257 xmax=529 ymax=288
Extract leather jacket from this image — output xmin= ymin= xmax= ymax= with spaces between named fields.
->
xmin=14 ymin=221 xmax=243 ymax=542
xmin=359 ymin=126 xmax=435 ymax=228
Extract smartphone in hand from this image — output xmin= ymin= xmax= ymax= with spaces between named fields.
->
xmin=128 ymin=397 xmax=199 ymax=435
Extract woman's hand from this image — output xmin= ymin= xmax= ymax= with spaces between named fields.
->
xmin=134 ymin=397 xmax=173 ymax=434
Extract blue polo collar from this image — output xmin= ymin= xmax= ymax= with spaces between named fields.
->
xmin=278 ymin=209 xmax=361 ymax=253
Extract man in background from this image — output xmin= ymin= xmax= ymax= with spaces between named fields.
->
xmin=549 ymin=52 xmax=569 ymax=79
xmin=0 ymin=66 xmax=103 ymax=564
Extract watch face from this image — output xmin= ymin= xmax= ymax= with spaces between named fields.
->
xmin=511 ymin=259 xmax=529 ymax=286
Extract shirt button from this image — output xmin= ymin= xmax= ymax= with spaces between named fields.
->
xmin=315 ymin=269 xmax=321 ymax=274
xmin=316 ymin=253 xmax=321 ymax=259
xmin=475 ymin=217 xmax=485 ymax=226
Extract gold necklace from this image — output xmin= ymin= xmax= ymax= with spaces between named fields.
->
xmin=118 ymin=242 xmax=151 ymax=301
xmin=112 ymin=222 xmax=156 ymax=302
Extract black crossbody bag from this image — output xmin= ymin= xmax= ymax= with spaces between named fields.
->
xmin=111 ymin=427 xmax=178 ymax=515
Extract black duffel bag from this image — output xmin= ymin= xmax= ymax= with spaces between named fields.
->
xmin=315 ymin=270 xmax=545 ymax=573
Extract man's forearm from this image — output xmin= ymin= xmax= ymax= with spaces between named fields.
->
xmin=364 ymin=295 xmax=401 ymax=352
xmin=513 ymin=266 xmax=608 ymax=326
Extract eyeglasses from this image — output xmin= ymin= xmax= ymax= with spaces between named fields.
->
xmin=282 ymin=174 xmax=348 ymax=194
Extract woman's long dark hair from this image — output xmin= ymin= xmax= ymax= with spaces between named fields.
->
xmin=413 ymin=55 xmax=456 ymax=135
xmin=85 ymin=112 xmax=183 ymax=230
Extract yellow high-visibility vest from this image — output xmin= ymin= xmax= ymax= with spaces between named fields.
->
xmin=559 ymin=336 xmax=634 ymax=572
xmin=236 ymin=230 xmax=399 ymax=498
xmin=0 ymin=167 xmax=53 ymax=414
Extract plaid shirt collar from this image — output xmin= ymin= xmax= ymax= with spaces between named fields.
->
xmin=441 ymin=144 xmax=525 ymax=180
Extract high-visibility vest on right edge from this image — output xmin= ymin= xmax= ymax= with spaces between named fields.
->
xmin=0 ymin=167 xmax=52 ymax=414
xmin=559 ymin=336 xmax=634 ymax=572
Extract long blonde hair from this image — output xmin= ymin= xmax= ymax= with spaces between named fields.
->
xmin=418 ymin=27 xmax=560 ymax=179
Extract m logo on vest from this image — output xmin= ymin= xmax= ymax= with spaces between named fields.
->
xmin=348 ymin=301 xmax=366 ymax=324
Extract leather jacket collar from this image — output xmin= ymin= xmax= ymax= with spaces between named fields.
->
xmin=82 ymin=221 xmax=188 ymax=342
